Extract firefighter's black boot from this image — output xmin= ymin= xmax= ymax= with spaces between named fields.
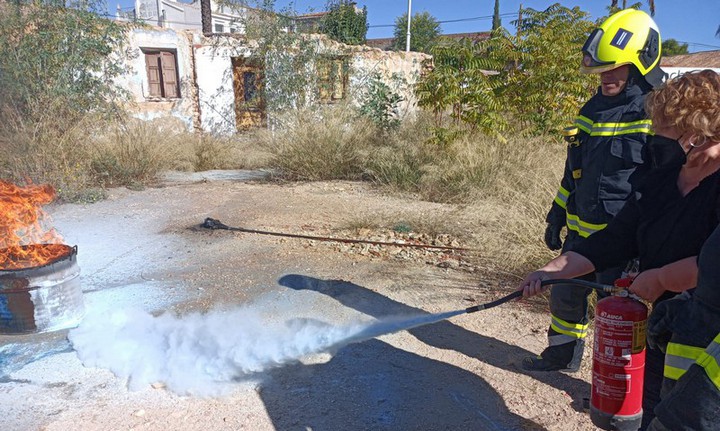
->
xmin=522 ymin=339 xmax=584 ymax=372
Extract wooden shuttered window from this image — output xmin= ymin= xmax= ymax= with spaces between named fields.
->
xmin=145 ymin=52 xmax=162 ymax=97
xmin=160 ymin=51 xmax=178 ymax=98
xmin=317 ymin=57 xmax=348 ymax=103
xmin=144 ymin=50 xmax=180 ymax=99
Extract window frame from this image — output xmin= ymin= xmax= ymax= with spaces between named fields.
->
xmin=316 ymin=56 xmax=349 ymax=104
xmin=143 ymin=48 xmax=181 ymax=100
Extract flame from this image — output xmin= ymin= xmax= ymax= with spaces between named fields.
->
xmin=0 ymin=180 xmax=67 ymax=270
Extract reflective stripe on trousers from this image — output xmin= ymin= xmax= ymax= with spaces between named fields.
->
xmin=549 ymin=314 xmax=589 ymax=346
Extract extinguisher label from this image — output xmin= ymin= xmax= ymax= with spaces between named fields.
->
xmin=632 ymin=319 xmax=647 ymax=353
xmin=594 ymin=315 xmax=646 ymax=366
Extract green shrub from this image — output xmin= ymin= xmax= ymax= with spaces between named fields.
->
xmin=357 ymin=73 xmax=405 ymax=131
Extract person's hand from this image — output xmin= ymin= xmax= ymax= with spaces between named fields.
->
xmin=628 ymin=269 xmax=667 ymax=302
xmin=647 ymin=292 xmax=691 ymax=353
xmin=517 ymin=271 xmax=551 ymax=298
xmin=544 ymin=223 xmax=563 ymax=251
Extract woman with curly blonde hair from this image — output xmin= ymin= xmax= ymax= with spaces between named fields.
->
xmin=516 ymin=69 xmax=720 ymax=429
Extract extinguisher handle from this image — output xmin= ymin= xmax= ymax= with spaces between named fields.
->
xmin=539 ymin=278 xmax=618 ymax=294
xmin=613 ymin=276 xmax=636 ymax=289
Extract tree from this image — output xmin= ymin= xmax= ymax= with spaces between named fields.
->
xmin=416 ymin=3 xmax=597 ymax=136
xmin=492 ymin=0 xmax=502 ymax=30
xmin=662 ymin=38 xmax=689 ymax=56
xmin=392 ymin=11 xmax=441 ymax=53
xmin=319 ymin=0 xmax=368 ymax=45
xmin=610 ymin=0 xmax=655 ymax=15
xmin=0 ymin=0 xmax=127 ymax=130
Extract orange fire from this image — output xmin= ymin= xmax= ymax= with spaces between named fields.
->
xmin=0 ymin=180 xmax=68 ymax=270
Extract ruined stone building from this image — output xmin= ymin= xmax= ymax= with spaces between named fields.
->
xmin=116 ymin=26 xmax=430 ymax=135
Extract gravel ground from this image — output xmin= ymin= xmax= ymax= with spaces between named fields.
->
xmin=0 ymin=173 xmax=598 ymax=431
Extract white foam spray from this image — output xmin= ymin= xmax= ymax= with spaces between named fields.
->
xmin=68 ymin=304 xmax=464 ymax=396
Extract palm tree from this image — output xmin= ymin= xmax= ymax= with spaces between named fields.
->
xmin=610 ymin=0 xmax=655 ymax=16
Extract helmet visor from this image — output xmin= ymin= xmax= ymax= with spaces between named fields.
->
xmin=580 ymin=28 xmax=616 ymax=74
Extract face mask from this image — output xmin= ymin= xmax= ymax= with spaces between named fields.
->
xmin=648 ymin=134 xmax=687 ymax=167
xmin=651 ymin=134 xmax=682 ymax=149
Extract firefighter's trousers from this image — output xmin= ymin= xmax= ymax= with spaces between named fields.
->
xmin=546 ymin=234 xmax=624 ymax=358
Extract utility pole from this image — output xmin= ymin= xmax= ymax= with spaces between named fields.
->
xmin=517 ymin=3 xmax=522 ymax=37
xmin=405 ymin=0 xmax=412 ymax=52
xmin=201 ymin=0 xmax=212 ymax=36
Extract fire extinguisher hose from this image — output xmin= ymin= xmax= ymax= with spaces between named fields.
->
xmin=464 ymin=278 xmax=616 ymax=313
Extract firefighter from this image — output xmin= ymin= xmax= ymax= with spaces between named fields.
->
xmin=524 ymin=9 xmax=664 ymax=373
xmin=645 ymin=223 xmax=720 ymax=431
xmin=518 ymin=69 xmax=720 ymax=429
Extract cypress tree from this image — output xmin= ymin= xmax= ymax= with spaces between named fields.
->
xmin=492 ymin=0 xmax=501 ymax=30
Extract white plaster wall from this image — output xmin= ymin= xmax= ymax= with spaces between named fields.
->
xmin=116 ymin=28 xmax=195 ymax=130
xmin=162 ymin=3 xmax=199 ymax=31
xmin=664 ymin=67 xmax=720 ymax=80
xmin=308 ymin=35 xmax=429 ymax=119
xmin=195 ymin=42 xmax=253 ymax=134
xmin=349 ymin=48 xmax=429 ymax=120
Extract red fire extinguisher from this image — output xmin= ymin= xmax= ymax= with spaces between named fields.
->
xmin=590 ymin=277 xmax=648 ymax=431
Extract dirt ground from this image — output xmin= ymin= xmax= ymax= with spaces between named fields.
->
xmin=0 ymin=171 xmax=599 ymax=431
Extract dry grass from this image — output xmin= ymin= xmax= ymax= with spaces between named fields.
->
xmin=256 ymin=104 xmax=382 ymax=181
xmin=1 ymin=100 xmax=566 ymax=276
xmin=476 ymin=134 xmax=566 ymax=273
xmin=257 ymin=103 xmax=567 ymax=275
xmin=0 ymin=114 xmax=271 ymax=201
xmin=0 ymin=109 xmax=104 ymax=202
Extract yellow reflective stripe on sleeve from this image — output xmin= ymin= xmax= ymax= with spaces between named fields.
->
xmin=573 ymin=116 xmax=652 ymax=137
xmin=554 ymin=186 xmax=569 ymax=209
xmin=574 ymin=115 xmax=593 ymax=134
xmin=696 ymin=334 xmax=720 ymax=390
xmin=664 ymin=342 xmax=705 ymax=381
xmin=550 ymin=314 xmax=589 ymax=339
xmin=565 ymin=213 xmax=607 ymax=238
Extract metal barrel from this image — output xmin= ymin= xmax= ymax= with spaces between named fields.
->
xmin=0 ymin=245 xmax=84 ymax=334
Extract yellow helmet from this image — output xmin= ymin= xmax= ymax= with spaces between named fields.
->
xmin=581 ymin=9 xmax=664 ymax=86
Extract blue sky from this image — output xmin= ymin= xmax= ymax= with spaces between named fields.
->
xmin=284 ymin=0 xmax=720 ymax=53
xmin=113 ymin=0 xmax=720 ymax=52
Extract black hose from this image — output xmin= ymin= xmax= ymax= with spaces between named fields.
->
xmin=201 ymin=217 xmax=476 ymax=251
xmin=464 ymin=278 xmax=615 ymax=314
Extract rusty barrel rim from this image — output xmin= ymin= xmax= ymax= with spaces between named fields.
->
xmin=0 ymin=244 xmax=79 ymax=291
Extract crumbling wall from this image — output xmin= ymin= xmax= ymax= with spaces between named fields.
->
xmin=193 ymin=34 xmax=254 ymax=134
xmin=310 ymin=34 xmax=431 ymax=119
xmin=117 ymin=27 xmax=196 ymax=130
xmin=117 ymin=29 xmax=430 ymax=135
xmin=349 ymin=46 xmax=430 ymax=119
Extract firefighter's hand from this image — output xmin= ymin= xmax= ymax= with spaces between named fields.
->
xmin=647 ymin=292 xmax=691 ymax=353
xmin=627 ymin=269 xmax=666 ymax=302
xmin=517 ymin=271 xmax=551 ymax=298
xmin=543 ymin=223 xmax=563 ymax=251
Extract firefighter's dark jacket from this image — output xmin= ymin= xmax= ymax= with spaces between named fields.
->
xmin=546 ymin=83 xmax=652 ymax=239
xmin=574 ymin=135 xmax=720 ymax=305
xmin=647 ymin=223 xmax=720 ymax=431
xmin=650 ymin=360 xmax=720 ymax=431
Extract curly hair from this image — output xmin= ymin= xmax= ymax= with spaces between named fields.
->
xmin=646 ymin=69 xmax=720 ymax=143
